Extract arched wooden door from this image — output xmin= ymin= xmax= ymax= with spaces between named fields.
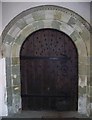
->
xmin=20 ymin=28 xmax=78 ymax=111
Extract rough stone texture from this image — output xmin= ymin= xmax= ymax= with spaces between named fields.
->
xmin=1 ymin=5 xmax=91 ymax=117
xmin=3 ymin=34 xmax=15 ymax=45
xmin=11 ymin=43 xmax=21 ymax=57
xmin=16 ymin=18 xmax=27 ymax=29
xmin=8 ymin=25 xmax=21 ymax=39
xmin=32 ymin=11 xmax=45 ymax=21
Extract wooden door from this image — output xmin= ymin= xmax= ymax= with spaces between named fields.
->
xmin=20 ymin=28 xmax=78 ymax=111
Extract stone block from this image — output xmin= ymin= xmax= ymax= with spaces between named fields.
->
xmin=79 ymin=86 xmax=86 ymax=96
xmin=12 ymin=57 xmax=20 ymax=65
xmin=11 ymin=43 xmax=20 ymax=57
xmin=12 ymin=65 xmax=20 ymax=76
xmin=61 ymin=12 xmax=71 ymax=23
xmin=20 ymin=25 xmax=35 ymax=38
xmin=60 ymin=22 xmax=74 ymax=35
xmin=70 ymin=30 xmax=82 ymax=42
xmin=15 ymin=33 xmax=25 ymax=45
xmin=32 ymin=11 xmax=45 ymax=21
xmin=4 ymin=44 xmax=12 ymax=57
xmin=45 ymin=10 xmax=54 ymax=20
xmin=8 ymin=25 xmax=21 ymax=39
xmin=79 ymin=75 xmax=87 ymax=87
xmin=12 ymin=75 xmax=20 ymax=86
xmin=54 ymin=11 xmax=62 ymax=20
xmin=7 ymin=87 xmax=12 ymax=106
xmin=16 ymin=18 xmax=27 ymax=29
xmin=68 ymin=17 xmax=77 ymax=26
xmin=79 ymin=64 xmax=87 ymax=75
xmin=75 ymin=40 xmax=87 ymax=57
xmin=51 ymin=21 xmax=61 ymax=30
xmin=32 ymin=21 xmax=44 ymax=30
xmin=23 ymin=14 xmax=34 ymax=24
xmin=3 ymin=34 xmax=15 ymax=44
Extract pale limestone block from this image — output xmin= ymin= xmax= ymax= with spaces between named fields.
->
xmin=3 ymin=44 xmax=12 ymax=58
xmin=78 ymin=94 xmax=87 ymax=115
xmin=11 ymin=65 xmax=20 ymax=76
xmin=79 ymin=75 xmax=87 ymax=88
xmin=12 ymin=94 xmax=21 ymax=113
xmin=14 ymin=33 xmax=25 ymax=46
xmin=8 ymin=25 xmax=21 ymax=39
xmin=54 ymin=10 xmax=62 ymax=20
xmin=20 ymin=24 xmax=35 ymax=38
xmin=70 ymin=30 xmax=82 ymax=42
xmin=51 ymin=21 xmax=61 ymax=30
xmin=79 ymin=24 xmax=90 ymax=43
xmin=11 ymin=43 xmax=20 ymax=57
xmin=75 ymin=38 xmax=87 ymax=57
xmin=16 ymin=18 xmax=27 ymax=29
xmin=79 ymin=56 xmax=90 ymax=65
xmin=45 ymin=10 xmax=54 ymax=20
xmin=60 ymin=12 xmax=71 ymax=23
xmin=12 ymin=57 xmax=20 ymax=65
xmin=23 ymin=14 xmax=34 ymax=24
xmin=32 ymin=10 xmax=45 ymax=21
xmin=44 ymin=20 xmax=53 ymax=28
xmin=3 ymin=34 xmax=15 ymax=45
xmin=79 ymin=64 xmax=87 ymax=75
xmin=32 ymin=21 xmax=44 ymax=30
xmin=60 ymin=22 xmax=74 ymax=36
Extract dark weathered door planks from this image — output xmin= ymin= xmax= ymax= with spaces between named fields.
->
xmin=20 ymin=28 xmax=78 ymax=111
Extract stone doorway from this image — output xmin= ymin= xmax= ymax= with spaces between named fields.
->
xmin=1 ymin=5 xmax=91 ymax=117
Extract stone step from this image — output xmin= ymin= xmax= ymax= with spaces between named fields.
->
xmin=2 ymin=111 xmax=91 ymax=119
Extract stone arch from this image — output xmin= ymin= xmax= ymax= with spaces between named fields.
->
xmin=1 ymin=5 xmax=91 ymax=116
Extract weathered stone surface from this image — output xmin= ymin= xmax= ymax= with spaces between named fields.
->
xmin=68 ymin=17 xmax=77 ymax=26
xmin=51 ymin=21 xmax=61 ymax=30
xmin=8 ymin=25 xmax=21 ymax=39
xmin=32 ymin=11 xmax=45 ymax=21
xmin=16 ymin=18 xmax=27 ymax=29
xmin=54 ymin=11 xmax=62 ymax=20
xmin=23 ymin=14 xmax=34 ymax=24
xmin=75 ymin=39 xmax=87 ymax=57
xmin=3 ymin=34 xmax=15 ymax=44
xmin=61 ymin=12 xmax=71 ymax=23
xmin=44 ymin=20 xmax=53 ymax=28
xmin=45 ymin=10 xmax=54 ymax=20
xmin=11 ymin=43 xmax=20 ymax=57
xmin=3 ymin=44 xmax=12 ymax=57
xmin=20 ymin=25 xmax=35 ymax=38
xmin=12 ymin=57 xmax=20 ymax=65
xmin=12 ymin=94 xmax=21 ymax=113
xmin=79 ymin=75 xmax=87 ymax=88
xmin=78 ymin=94 xmax=87 ymax=115
xmin=79 ymin=64 xmax=87 ymax=75
xmin=15 ymin=33 xmax=25 ymax=45
xmin=12 ymin=65 xmax=20 ymax=76
xmin=32 ymin=21 xmax=44 ymax=30
xmin=79 ymin=86 xmax=86 ymax=96
xmin=60 ymin=22 xmax=74 ymax=35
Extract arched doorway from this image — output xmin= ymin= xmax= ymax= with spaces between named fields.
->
xmin=20 ymin=28 xmax=78 ymax=111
